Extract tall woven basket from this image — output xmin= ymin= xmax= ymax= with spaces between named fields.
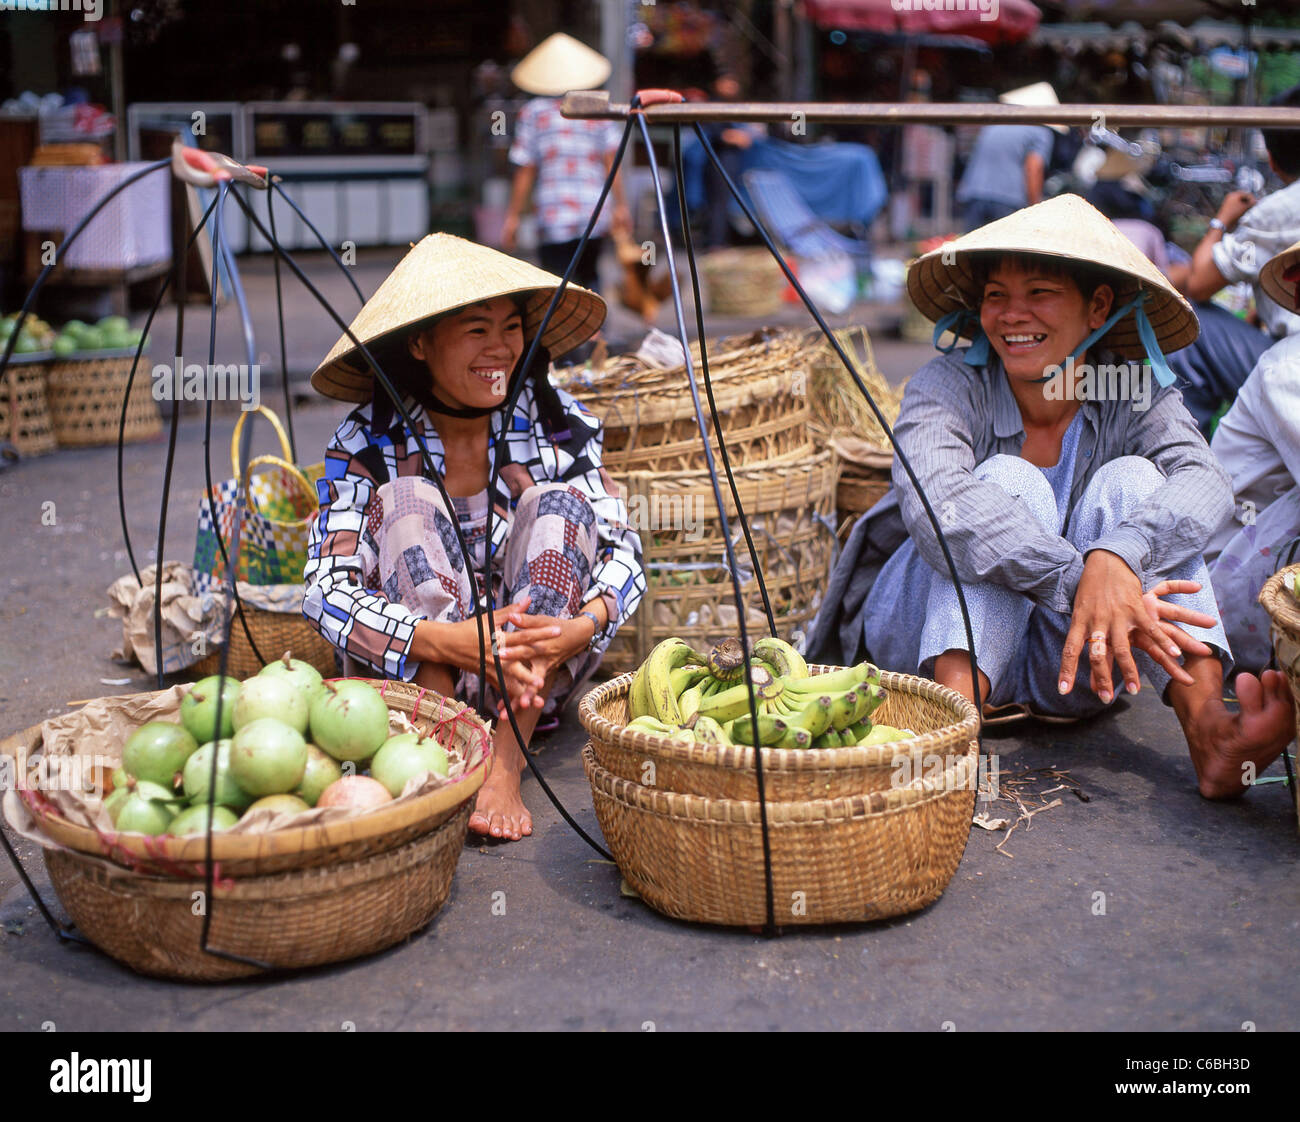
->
xmin=0 ymin=354 xmax=57 ymax=456
xmin=701 ymin=248 xmax=787 ymax=317
xmin=570 ymin=328 xmax=819 ymax=474
xmin=602 ymin=450 xmax=838 ymax=677
xmin=44 ymin=352 xmax=161 ymax=446
xmin=1259 ymin=565 xmax=1300 ymax=827
xmin=6 ymin=680 xmax=491 ymax=979
xmin=578 ymin=667 xmax=980 ymax=927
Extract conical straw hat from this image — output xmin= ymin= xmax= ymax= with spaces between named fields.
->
xmin=311 ymin=233 xmax=606 ymax=403
xmin=1260 ymin=238 xmax=1300 ymax=313
xmin=999 ymin=81 xmax=1066 ymax=133
xmin=511 ymin=32 xmax=611 ymax=97
xmin=906 ymin=194 xmax=1199 ymax=359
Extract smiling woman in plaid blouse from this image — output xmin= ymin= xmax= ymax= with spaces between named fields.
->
xmin=304 ymin=234 xmax=644 ymax=841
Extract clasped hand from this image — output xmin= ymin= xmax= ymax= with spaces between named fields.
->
xmin=1059 ymin=550 xmax=1216 ymax=703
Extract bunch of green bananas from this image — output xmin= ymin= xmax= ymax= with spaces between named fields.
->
xmin=625 ymin=636 xmax=908 ymax=750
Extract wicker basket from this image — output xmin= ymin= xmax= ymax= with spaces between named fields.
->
xmin=0 ymin=354 xmax=57 ymax=456
xmin=571 ymin=329 xmax=818 ymax=474
xmin=193 ymin=605 xmax=339 ymax=680
xmin=701 ymin=247 xmax=787 ymax=317
xmin=44 ymin=352 xmax=161 ymax=446
xmin=16 ymin=679 xmax=491 ymax=878
xmin=583 ymin=740 xmax=977 ymax=927
xmin=43 ymin=800 xmax=471 ymax=981
xmin=1259 ymin=566 xmax=1300 ymax=826
xmin=602 ymin=450 xmax=838 ymax=677
xmin=580 ymin=667 xmax=980 ymax=801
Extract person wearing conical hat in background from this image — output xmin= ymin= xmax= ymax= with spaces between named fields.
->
xmin=806 ymin=195 xmax=1294 ymax=799
xmin=1200 ymin=237 xmax=1300 ymax=676
xmin=954 ymin=82 xmax=1066 ymax=233
xmin=303 ymin=234 xmax=645 ymax=841
xmin=501 ymin=32 xmax=630 ymax=307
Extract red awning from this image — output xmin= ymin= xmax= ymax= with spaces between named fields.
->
xmin=804 ymin=0 xmax=1043 ymax=44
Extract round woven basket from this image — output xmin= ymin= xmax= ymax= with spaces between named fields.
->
xmin=193 ymin=606 xmax=339 ymax=679
xmin=580 ymin=667 xmax=980 ymax=801
xmin=0 ymin=355 xmax=57 ymax=456
xmin=571 ymin=329 xmax=818 ymax=474
xmin=44 ymin=352 xmax=161 ymax=446
xmin=582 ymin=740 xmax=977 ymax=926
xmin=19 ymin=679 xmax=490 ymax=877
xmin=43 ymin=801 xmax=471 ymax=981
xmin=601 ymin=450 xmax=838 ymax=677
xmin=1259 ymin=565 xmax=1300 ymax=826
xmin=837 ymin=462 xmax=892 ymax=539
xmin=701 ymin=248 xmax=787 ymax=317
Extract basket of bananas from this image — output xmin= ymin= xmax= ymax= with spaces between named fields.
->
xmin=578 ymin=636 xmax=980 ymax=926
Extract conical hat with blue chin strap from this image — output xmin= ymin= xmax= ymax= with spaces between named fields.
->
xmin=906 ymin=195 xmax=1199 ymax=365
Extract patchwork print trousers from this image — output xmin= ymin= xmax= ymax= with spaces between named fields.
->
xmin=372 ymin=476 xmax=603 ymax=708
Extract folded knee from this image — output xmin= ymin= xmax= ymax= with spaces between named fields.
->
xmin=1082 ymin=455 xmax=1164 ymax=509
xmin=973 ymin=453 xmax=1056 ymax=523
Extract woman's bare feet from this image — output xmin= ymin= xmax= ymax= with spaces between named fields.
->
xmin=1170 ymin=659 xmax=1295 ymax=799
xmin=469 ymin=754 xmax=533 ymax=840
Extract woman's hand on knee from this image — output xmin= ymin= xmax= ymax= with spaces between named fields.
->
xmin=1131 ymin=579 xmax=1217 ymax=672
xmin=1061 ymin=550 xmax=1170 ymax=702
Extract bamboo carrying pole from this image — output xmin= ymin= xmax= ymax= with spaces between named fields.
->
xmin=561 ymin=91 xmax=1300 ymax=129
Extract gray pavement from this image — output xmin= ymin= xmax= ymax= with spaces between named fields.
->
xmin=1 ymin=258 xmax=1298 ymax=1032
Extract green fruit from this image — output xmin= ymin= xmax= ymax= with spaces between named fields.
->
xmin=230 ymin=718 xmax=308 ymax=797
xmin=244 ymin=793 xmax=311 ymax=817
xmin=52 ymin=335 xmax=77 ymax=357
xmin=369 ymin=732 xmax=449 ymax=798
xmin=122 ymin=721 xmax=199 ymax=791
xmin=169 ymin=804 xmax=238 ymax=836
xmin=115 ymin=787 xmax=178 ymax=835
xmin=98 ymin=315 xmax=129 ymax=334
xmin=78 ymin=327 xmax=105 ymax=350
xmin=233 ymin=675 xmax=309 ymax=735
xmin=111 ymin=766 xmax=129 ymax=791
xmin=183 ymin=739 xmax=253 ymax=811
xmin=180 ymin=675 xmax=240 ymax=744
xmin=294 ymin=745 xmax=342 ymax=807
xmin=103 ymin=787 xmax=129 ymax=823
xmin=309 ymin=680 xmax=390 ymax=762
xmin=63 ymin=319 xmax=88 ymax=336
xmin=257 ymin=652 xmax=326 ymax=707
xmin=12 ymin=333 xmax=39 ymax=353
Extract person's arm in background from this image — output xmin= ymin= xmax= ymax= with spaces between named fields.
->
xmin=501 ymin=163 xmax=536 ymax=252
xmin=1024 ymin=150 xmax=1046 ymax=205
xmin=1165 ymin=189 xmax=1256 ymax=300
xmin=502 ymin=100 xmax=537 ymax=251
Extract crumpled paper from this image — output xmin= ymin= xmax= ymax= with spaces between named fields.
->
xmin=829 ymin=433 xmax=894 ymax=471
xmin=107 ymin=563 xmax=307 ymax=676
xmin=1 ymin=683 xmax=489 ymax=852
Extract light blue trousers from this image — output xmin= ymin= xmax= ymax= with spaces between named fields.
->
xmin=862 ymin=455 xmax=1231 ymax=716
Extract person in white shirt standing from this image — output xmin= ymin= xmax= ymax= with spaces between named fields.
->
xmin=1206 ymin=236 xmax=1300 ymax=676
xmin=501 ymin=33 xmax=630 ymax=300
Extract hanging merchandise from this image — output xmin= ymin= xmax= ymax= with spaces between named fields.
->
xmin=69 ymin=29 xmax=101 ymax=77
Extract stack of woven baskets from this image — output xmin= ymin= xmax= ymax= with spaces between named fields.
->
xmin=578 ymin=665 xmax=981 ymax=926
xmin=571 ymin=329 xmax=837 ymax=676
xmin=1 ymin=349 xmax=160 ymax=457
xmin=0 ymin=680 xmax=490 ymax=980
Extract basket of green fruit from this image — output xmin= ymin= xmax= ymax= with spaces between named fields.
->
xmin=44 ymin=316 xmax=159 ymax=446
xmin=0 ymin=313 xmax=57 ymax=457
xmin=2 ymin=666 xmax=492 ymax=979
xmin=1259 ymin=565 xmax=1300 ymax=828
xmin=578 ymin=636 xmax=980 ymax=926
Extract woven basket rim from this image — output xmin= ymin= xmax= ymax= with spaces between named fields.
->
xmin=1259 ymin=565 xmax=1300 ymax=639
xmin=579 ymin=666 xmax=980 ymax=773
xmin=581 ymin=741 xmax=977 ymax=822
xmin=13 ymin=679 xmax=490 ymax=871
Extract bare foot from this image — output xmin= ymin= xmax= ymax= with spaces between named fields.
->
xmin=468 ymin=764 xmax=533 ymax=841
xmin=1181 ymin=671 xmax=1295 ymax=799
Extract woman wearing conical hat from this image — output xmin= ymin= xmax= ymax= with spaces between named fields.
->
xmin=808 ymin=195 xmax=1293 ymax=797
xmin=304 ymin=234 xmax=645 ymax=840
